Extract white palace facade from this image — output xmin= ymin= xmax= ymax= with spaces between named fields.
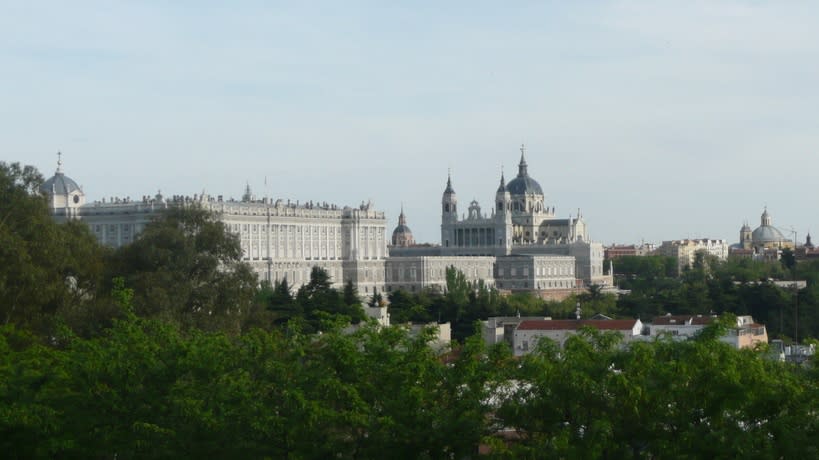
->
xmin=42 ymin=146 xmax=610 ymax=297
xmin=41 ymin=156 xmax=387 ymax=294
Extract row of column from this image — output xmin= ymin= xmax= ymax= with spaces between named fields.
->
xmin=455 ymin=227 xmax=496 ymax=247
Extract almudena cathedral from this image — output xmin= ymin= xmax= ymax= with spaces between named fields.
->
xmin=42 ymin=146 xmax=611 ymax=299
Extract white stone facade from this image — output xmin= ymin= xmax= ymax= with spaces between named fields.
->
xmin=494 ymin=255 xmax=576 ymax=291
xmin=656 ymin=239 xmax=729 ymax=273
xmin=384 ymin=256 xmax=495 ymax=293
xmin=512 ymin=319 xmax=644 ymax=356
xmin=435 ymin=146 xmax=609 ymax=288
xmin=42 ymin=166 xmax=387 ymax=293
xmin=386 ymin=145 xmax=610 ymax=292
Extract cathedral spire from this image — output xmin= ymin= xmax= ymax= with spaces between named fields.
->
xmin=444 ymin=170 xmax=455 ymax=194
xmin=497 ymin=168 xmax=506 ymax=192
xmin=242 ymin=182 xmax=253 ymax=202
xmin=398 ymin=203 xmax=407 ymax=225
xmin=518 ymin=144 xmax=528 ymax=177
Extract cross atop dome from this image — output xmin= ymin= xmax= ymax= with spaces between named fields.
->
xmin=56 ymin=151 xmax=63 ymax=174
xmin=518 ymin=144 xmax=528 ymax=177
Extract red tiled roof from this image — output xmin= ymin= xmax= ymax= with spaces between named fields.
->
xmin=690 ymin=316 xmax=716 ymax=325
xmin=516 ymin=319 xmax=638 ymax=331
xmin=651 ymin=315 xmax=715 ymax=326
xmin=651 ymin=315 xmax=692 ymax=325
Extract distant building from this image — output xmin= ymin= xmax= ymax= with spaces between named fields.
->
xmin=512 ymin=319 xmax=645 ymax=355
xmin=482 ymin=316 xmax=553 ymax=348
xmin=605 ymin=245 xmax=637 ymax=260
xmin=733 ymin=208 xmax=795 ymax=257
xmin=41 ymin=154 xmax=388 ymax=294
xmin=388 ymin=145 xmax=610 ymax=295
xmin=604 ymin=243 xmax=656 ymax=260
xmin=390 ymin=206 xmax=415 ymax=247
xmin=656 ymin=239 xmax=729 ymax=273
xmin=647 ymin=314 xmax=768 ymax=349
xmin=796 ymin=233 xmax=819 ymax=260
xmin=503 ymin=314 xmax=768 ymax=356
xmin=43 ymin=146 xmax=611 ymax=299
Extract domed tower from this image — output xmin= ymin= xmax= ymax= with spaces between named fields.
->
xmin=494 ymin=171 xmax=513 ymax=255
xmin=391 ymin=206 xmax=415 ymax=247
xmin=441 ymin=172 xmax=458 ymax=248
xmin=740 ymin=221 xmax=752 ymax=250
xmin=751 ymin=207 xmax=791 ymax=250
xmin=505 ymin=144 xmax=546 ymax=243
xmin=39 ymin=151 xmax=85 ymax=220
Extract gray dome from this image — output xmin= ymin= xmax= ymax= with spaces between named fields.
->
xmin=392 ymin=224 xmax=412 ymax=237
xmin=39 ymin=172 xmax=81 ymax=195
xmin=752 ymin=225 xmax=786 ymax=243
xmin=507 ymin=145 xmax=544 ymax=196
xmin=507 ymin=175 xmax=543 ymax=196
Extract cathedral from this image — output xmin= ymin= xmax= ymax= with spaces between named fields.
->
xmin=737 ymin=208 xmax=794 ymax=252
xmin=728 ymin=207 xmax=796 ymax=262
xmin=440 ymin=145 xmax=588 ymax=255
xmin=387 ymin=145 xmax=610 ymax=296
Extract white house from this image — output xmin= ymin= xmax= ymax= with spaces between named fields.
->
xmin=512 ymin=319 xmax=644 ymax=356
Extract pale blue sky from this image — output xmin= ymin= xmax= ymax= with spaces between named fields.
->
xmin=3 ymin=1 xmax=818 ymax=244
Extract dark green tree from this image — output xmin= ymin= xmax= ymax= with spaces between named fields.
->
xmin=0 ymin=162 xmax=106 ymax=336
xmin=781 ymin=247 xmax=797 ymax=272
xmin=107 ymin=206 xmax=258 ymax=333
xmin=295 ymin=267 xmax=364 ymax=330
xmin=342 ymin=280 xmax=360 ymax=307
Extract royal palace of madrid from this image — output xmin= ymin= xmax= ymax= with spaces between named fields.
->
xmin=42 ymin=146 xmax=610 ymax=298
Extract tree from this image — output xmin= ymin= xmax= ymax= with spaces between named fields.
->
xmin=342 ymin=280 xmax=360 ymax=307
xmin=781 ymin=248 xmax=797 ymax=272
xmin=295 ymin=267 xmax=364 ymax=330
xmin=108 ymin=206 xmax=258 ymax=333
xmin=367 ymin=287 xmax=384 ymax=309
xmin=492 ymin=323 xmax=819 ymax=458
xmin=0 ymin=162 xmax=106 ymax=336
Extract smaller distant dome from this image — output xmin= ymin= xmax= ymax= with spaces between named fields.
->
xmin=391 ymin=208 xmax=415 ymax=247
xmin=752 ymin=225 xmax=786 ymax=244
xmin=40 ymin=172 xmax=81 ymax=196
xmin=392 ymin=224 xmax=413 ymax=241
xmin=751 ymin=208 xmax=788 ymax=245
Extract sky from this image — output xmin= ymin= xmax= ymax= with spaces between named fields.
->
xmin=3 ymin=1 xmax=818 ymax=245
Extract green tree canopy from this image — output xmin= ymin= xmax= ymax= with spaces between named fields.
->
xmin=107 ymin=206 xmax=257 ymax=333
xmin=0 ymin=162 xmax=106 ymax=336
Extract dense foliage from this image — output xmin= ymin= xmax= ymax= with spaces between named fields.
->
xmin=2 ymin=314 xmax=818 ymax=458
xmin=614 ymin=255 xmax=819 ymax=341
xmin=4 ymin=162 xmax=819 ymax=457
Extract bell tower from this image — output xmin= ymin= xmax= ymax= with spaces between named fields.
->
xmin=494 ymin=171 xmax=513 ymax=255
xmin=441 ymin=172 xmax=458 ymax=248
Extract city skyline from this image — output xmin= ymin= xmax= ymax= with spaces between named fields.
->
xmin=4 ymin=1 xmax=818 ymax=245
